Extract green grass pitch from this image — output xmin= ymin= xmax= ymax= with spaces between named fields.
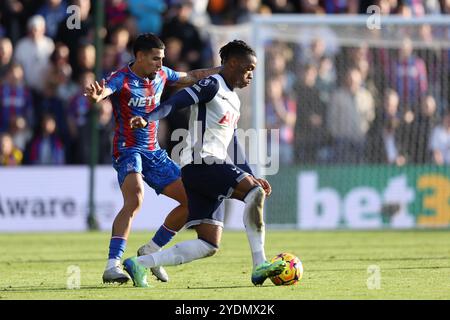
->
xmin=0 ymin=230 xmax=448 ymax=300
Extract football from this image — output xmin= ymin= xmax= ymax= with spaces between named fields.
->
xmin=269 ymin=253 xmax=303 ymax=286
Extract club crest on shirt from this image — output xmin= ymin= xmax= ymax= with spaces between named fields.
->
xmin=199 ymin=78 xmax=211 ymax=87
xmin=127 ymin=162 xmax=135 ymax=172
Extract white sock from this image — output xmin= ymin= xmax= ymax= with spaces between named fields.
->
xmin=144 ymin=239 xmax=161 ymax=253
xmin=137 ymin=239 xmax=217 ymax=268
xmin=243 ymin=187 xmax=267 ymax=267
xmin=105 ymin=258 xmax=120 ymax=270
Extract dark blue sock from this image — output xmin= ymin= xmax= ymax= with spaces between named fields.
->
xmin=152 ymin=225 xmax=176 ymax=248
xmin=108 ymin=237 xmax=127 ymax=260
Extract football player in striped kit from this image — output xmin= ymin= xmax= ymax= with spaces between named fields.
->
xmin=84 ymin=33 xmax=221 ymax=284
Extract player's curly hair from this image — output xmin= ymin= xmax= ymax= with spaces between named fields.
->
xmin=219 ymin=40 xmax=256 ymax=64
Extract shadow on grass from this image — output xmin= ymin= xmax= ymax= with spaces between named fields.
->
xmin=307 ymin=256 xmax=449 ymax=263
xmin=1 ymin=282 xmax=260 ymax=293
xmin=1 ymin=285 xmax=123 ymax=293
xmin=0 ymin=258 xmax=105 ymax=265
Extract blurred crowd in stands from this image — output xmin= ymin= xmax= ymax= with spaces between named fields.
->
xmin=0 ymin=0 xmax=449 ymax=167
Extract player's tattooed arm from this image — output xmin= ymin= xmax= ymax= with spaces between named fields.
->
xmin=176 ymin=66 xmax=222 ymax=87
xmin=84 ymin=79 xmax=113 ymax=103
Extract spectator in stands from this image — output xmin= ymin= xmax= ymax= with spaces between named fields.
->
xmin=8 ymin=114 xmax=31 ymax=152
xmin=327 ymin=67 xmax=375 ymax=163
xmin=56 ymin=0 xmax=94 ymax=73
xmin=38 ymin=70 xmax=70 ymax=146
xmin=320 ymin=0 xmax=360 ymax=13
xmin=366 ymin=89 xmax=408 ymax=165
xmin=391 ymin=37 xmax=428 ymax=114
xmin=265 ymin=75 xmax=297 ymax=164
xmin=109 ymin=26 xmax=132 ymax=67
xmin=128 ymin=0 xmax=166 ymax=35
xmin=267 ymin=43 xmax=296 ymax=92
xmin=0 ymin=37 xmax=13 ymax=80
xmin=424 ymin=0 xmax=442 ymax=14
xmin=78 ymin=99 xmax=114 ymax=164
xmin=374 ymin=0 xmax=398 ymax=14
xmin=26 ymin=112 xmax=65 ymax=165
xmin=236 ymin=0 xmax=268 ymax=24
xmin=294 ymin=64 xmax=329 ymax=164
xmin=67 ymin=71 xmax=94 ymax=163
xmin=299 ymin=0 xmax=326 ymax=13
xmin=301 ymin=37 xmax=327 ymax=69
xmin=375 ymin=88 xmax=401 ymax=124
xmin=315 ymin=56 xmax=336 ymax=105
xmin=187 ymin=0 xmax=211 ymax=29
xmin=263 ymin=0 xmax=296 ymax=13
xmin=14 ymin=15 xmax=55 ymax=94
xmin=397 ymin=0 xmax=441 ymax=15
xmin=0 ymin=63 xmax=34 ymax=133
xmin=161 ymin=0 xmax=208 ymax=69
xmin=48 ymin=43 xmax=78 ymax=103
xmin=0 ymin=132 xmax=23 ymax=166
xmin=0 ymin=0 xmax=43 ymax=44
xmin=162 ymin=37 xmax=183 ymax=70
xmin=207 ymin=0 xmax=236 ymax=25
xmin=365 ymin=117 xmax=408 ymax=165
xmin=73 ymin=43 xmax=95 ymax=81
xmin=37 ymin=0 xmax=68 ymax=39
xmin=430 ymin=112 xmax=450 ymax=165
xmin=105 ymin=0 xmax=129 ymax=30
xmin=416 ymin=24 xmax=447 ymax=114
xmin=102 ymin=44 xmax=118 ymax=79
xmin=442 ymin=0 xmax=450 ymax=13
xmin=405 ymin=94 xmax=438 ymax=163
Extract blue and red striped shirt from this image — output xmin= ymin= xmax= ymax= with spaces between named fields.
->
xmin=392 ymin=56 xmax=428 ymax=108
xmin=0 ymin=84 xmax=33 ymax=132
xmin=105 ymin=64 xmax=179 ymax=159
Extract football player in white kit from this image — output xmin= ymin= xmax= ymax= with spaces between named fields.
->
xmin=124 ymin=40 xmax=286 ymax=287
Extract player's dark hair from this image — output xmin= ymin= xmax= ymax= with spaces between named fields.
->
xmin=133 ymin=33 xmax=165 ymax=57
xmin=219 ymin=40 xmax=256 ymax=64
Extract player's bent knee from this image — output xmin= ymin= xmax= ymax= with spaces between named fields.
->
xmin=124 ymin=194 xmax=144 ymax=213
xmin=253 ymin=186 xmax=266 ymax=203
xmin=198 ymin=238 xmax=219 ymax=258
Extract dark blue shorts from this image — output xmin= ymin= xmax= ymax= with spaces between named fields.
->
xmin=181 ymin=157 xmax=250 ymax=228
xmin=113 ymin=148 xmax=181 ymax=194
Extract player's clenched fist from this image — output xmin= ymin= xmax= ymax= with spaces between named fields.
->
xmin=250 ymin=176 xmax=272 ymax=196
xmin=130 ymin=116 xmax=147 ymax=129
xmin=256 ymin=178 xmax=272 ymax=197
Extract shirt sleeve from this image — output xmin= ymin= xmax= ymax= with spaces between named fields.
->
xmin=183 ymin=76 xmax=219 ymax=104
xmin=104 ymin=71 xmax=124 ymax=94
xmin=144 ymin=76 xmax=219 ymax=122
xmin=162 ymin=66 xmax=180 ymax=84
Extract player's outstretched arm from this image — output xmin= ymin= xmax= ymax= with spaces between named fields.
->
xmin=84 ymin=79 xmax=113 ymax=103
xmin=130 ymin=77 xmax=220 ymax=129
xmin=176 ymin=66 xmax=222 ymax=87
xmin=130 ymin=90 xmax=195 ymax=129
